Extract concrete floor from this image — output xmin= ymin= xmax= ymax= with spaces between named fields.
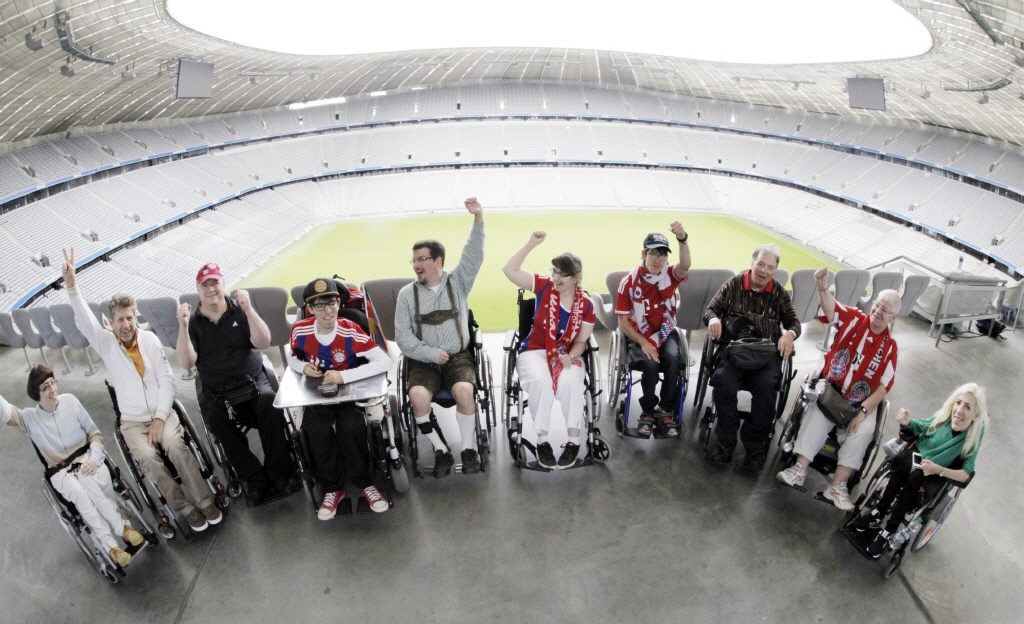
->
xmin=1 ymin=315 xmax=1021 ymax=624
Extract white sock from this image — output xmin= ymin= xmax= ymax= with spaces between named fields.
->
xmin=568 ymin=436 xmax=581 ymax=445
xmin=537 ymin=433 xmax=549 ymax=445
xmin=414 ymin=414 xmax=448 ymax=453
xmin=456 ymin=411 xmax=476 ymax=451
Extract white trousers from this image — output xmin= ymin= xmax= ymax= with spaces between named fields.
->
xmin=516 ymin=349 xmax=586 ymax=434
xmin=792 ymin=400 xmax=875 ymax=471
xmin=50 ymin=462 xmax=127 ymax=551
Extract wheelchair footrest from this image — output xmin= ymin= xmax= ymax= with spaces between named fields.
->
xmin=354 ymin=497 xmax=373 ymax=514
xmin=841 ymin=524 xmax=882 ymax=561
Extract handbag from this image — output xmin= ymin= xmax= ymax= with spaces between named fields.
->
xmin=816 ymin=382 xmax=859 ymax=427
xmin=723 ymin=337 xmax=778 ymax=371
xmin=212 ymin=375 xmax=259 ymax=406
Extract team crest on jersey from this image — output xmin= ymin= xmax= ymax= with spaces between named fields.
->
xmin=848 ymin=380 xmax=871 ymax=405
xmin=829 ymin=349 xmax=850 ymax=381
xmin=334 ymin=352 xmax=346 ymax=363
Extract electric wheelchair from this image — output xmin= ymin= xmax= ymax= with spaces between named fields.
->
xmin=694 ymin=333 xmax=796 ymax=469
xmin=773 ymin=372 xmax=888 ymax=497
xmin=840 ymin=437 xmax=974 ymax=578
xmin=501 ymin=289 xmax=611 ymax=471
xmin=362 ymin=278 xmax=497 ymax=480
xmin=39 ymin=450 xmax=158 ymax=583
xmin=106 ymin=382 xmax=228 ymax=539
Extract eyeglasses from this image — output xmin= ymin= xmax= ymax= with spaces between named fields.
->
xmin=410 ymin=255 xmax=435 ymax=265
xmin=872 ymin=303 xmax=897 ymax=316
xmin=550 ymin=267 xmax=570 ymax=278
xmin=310 ymin=299 xmax=341 ymax=311
xmin=645 ymin=249 xmax=668 ymax=258
xmin=39 ymin=379 xmax=57 ymax=393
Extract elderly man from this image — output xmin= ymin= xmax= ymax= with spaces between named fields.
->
xmin=615 ymin=223 xmax=691 ymax=437
xmin=703 ymin=244 xmax=800 ymax=469
xmin=289 ymin=278 xmax=392 ymax=519
xmin=176 ymin=263 xmax=296 ymax=507
xmin=395 ymin=197 xmax=484 ymax=478
xmin=61 ymin=248 xmax=221 ymax=532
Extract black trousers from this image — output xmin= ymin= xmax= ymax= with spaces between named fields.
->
xmin=301 ymin=402 xmax=371 ymax=491
xmin=626 ymin=332 xmax=683 ymax=414
xmin=711 ymin=355 xmax=782 ymax=452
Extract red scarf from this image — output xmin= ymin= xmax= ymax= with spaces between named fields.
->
xmin=544 ymin=281 xmax=587 ymax=392
xmin=626 ymin=263 xmax=677 ymax=346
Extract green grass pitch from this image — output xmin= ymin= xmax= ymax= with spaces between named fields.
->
xmin=234 ymin=211 xmax=842 ymax=331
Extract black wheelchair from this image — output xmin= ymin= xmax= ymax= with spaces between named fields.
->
xmin=694 ymin=333 xmax=796 ymax=468
xmin=501 ymin=289 xmax=611 ymax=471
xmin=394 ymin=309 xmax=496 ymax=478
xmin=40 ymin=451 xmax=158 ymax=583
xmin=606 ymin=324 xmax=688 ymax=440
xmin=195 ymin=358 xmax=305 ymax=507
xmin=106 ymin=382 xmax=228 ymax=539
xmin=773 ymin=373 xmax=888 ymax=496
xmin=840 ymin=439 xmax=974 ymax=578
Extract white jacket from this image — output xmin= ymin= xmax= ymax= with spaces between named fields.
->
xmin=68 ymin=287 xmax=176 ymax=423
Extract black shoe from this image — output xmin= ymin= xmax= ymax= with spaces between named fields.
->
xmin=433 ymin=450 xmax=455 ymax=478
xmin=273 ymin=475 xmax=301 ymax=498
xmin=866 ymin=530 xmax=890 ymax=559
xmin=705 ymin=443 xmax=734 ymax=464
xmin=556 ymin=443 xmax=580 ymax=469
xmin=461 ymin=449 xmax=481 ymax=474
xmin=853 ymin=510 xmax=883 ymax=533
xmin=245 ymin=480 xmax=274 ymax=507
xmin=738 ymin=449 xmax=766 ymax=471
xmin=536 ymin=442 xmax=557 ymax=469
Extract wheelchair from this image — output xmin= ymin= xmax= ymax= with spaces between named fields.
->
xmin=773 ymin=373 xmax=888 ymax=496
xmin=694 ymin=333 xmax=796 ymax=467
xmin=394 ymin=308 xmax=496 ymax=478
xmin=195 ymin=358 xmax=305 ymax=507
xmin=106 ymin=381 xmax=228 ymax=540
xmin=40 ymin=452 xmax=158 ymax=583
xmin=606 ymin=325 xmax=688 ymax=440
xmin=501 ymin=289 xmax=611 ymax=471
xmin=840 ymin=441 xmax=974 ymax=578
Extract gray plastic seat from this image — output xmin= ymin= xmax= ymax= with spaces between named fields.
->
xmin=136 ymin=297 xmax=181 ymax=349
xmin=0 ymin=312 xmax=33 ymax=370
xmin=789 ymin=268 xmax=831 ymax=324
xmin=833 ymin=269 xmax=870 ymax=307
xmin=858 ymin=272 xmax=904 ymax=312
xmin=243 ymin=286 xmax=291 ymax=365
xmin=12 ymin=308 xmax=50 ymax=368
xmin=28 ymin=307 xmax=71 ymax=374
xmin=773 ymin=269 xmax=789 ymax=292
xmin=590 ymin=292 xmax=617 ymax=332
xmin=676 ymin=268 xmax=736 ymax=336
xmin=49 ymin=304 xmax=97 ymax=375
xmin=361 ymin=278 xmax=414 ymax=342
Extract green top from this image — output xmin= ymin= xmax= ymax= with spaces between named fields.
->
xmin=905 ymin=415 xmax=984 ymax=474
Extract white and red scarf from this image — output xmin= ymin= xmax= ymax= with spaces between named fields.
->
xmin=626 ymin=264 xmax=677 ymax=347
xmin=544 ymin=281 xmax=587 ymax=392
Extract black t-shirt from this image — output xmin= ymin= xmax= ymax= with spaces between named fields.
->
xmin=189 ymin=297 xmax=264 ymax=389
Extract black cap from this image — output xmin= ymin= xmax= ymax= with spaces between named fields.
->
xmin=302 ymin=278 xmax=350 ymax=306
xmin=643 ymin=232 xmax=672 ymax=252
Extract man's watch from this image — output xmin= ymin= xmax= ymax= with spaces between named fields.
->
xmin=860 ymin=406 xmax=869 ymax=415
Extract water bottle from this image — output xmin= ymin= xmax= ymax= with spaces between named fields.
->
xmin=889 ymin=517 xmax=922 ymax=550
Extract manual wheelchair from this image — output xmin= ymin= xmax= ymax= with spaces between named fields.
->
xmin=606 ymin=324 xmax=688 ymax=440
xmin=501 ymin=289 xmax=611 ymax=470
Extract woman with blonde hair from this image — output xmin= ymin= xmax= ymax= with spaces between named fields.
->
xmin=856 ymin=382 xmax=988 ymax=557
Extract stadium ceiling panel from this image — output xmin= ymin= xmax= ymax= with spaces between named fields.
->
xmin=1 ymin=0 xmax=1023 ymax=148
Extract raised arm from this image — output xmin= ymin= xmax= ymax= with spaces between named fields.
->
xmin=451 ymin=198 xmax=486 ymax=291
xmin=814 ymin=266 xmax=836 ymax=322
xmin=236 ymin=289 xmax=271 ymax=350
xmin=503 ymin=231 xmax=545 ymax=291
xmin=669 ymin=221 xmax=691 ymax=280
xmin=175 ymin=303 xmax=198 ymax=369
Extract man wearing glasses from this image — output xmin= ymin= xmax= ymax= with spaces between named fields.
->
xmin=395 ymin=197 xmax=484 ymax=478
xmin=615 ymin=224 xmax=691 ymax=438
xmin=704 ymin=244 xmax=801 ymax=470
xmin=289 ymin=278 xmax=392 ymax=519
xmin=177 ymin=263 xmax=296 ymax=506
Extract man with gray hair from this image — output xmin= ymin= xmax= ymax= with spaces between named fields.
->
xmin=61 ymin=248 xmax=222 ymax=533
xmin=703 ymin=244 xmax=801 ymax=470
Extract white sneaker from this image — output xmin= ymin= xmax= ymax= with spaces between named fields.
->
xmin=776 ymin=464 xmax=806 ymax=487
xmin=824 ymin=482 xmax=854 ymax=510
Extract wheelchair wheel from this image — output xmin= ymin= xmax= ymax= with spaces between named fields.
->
xmin=911 ymin=493 xmax=957 ymax=553
xmin=694 ymin=336 xmax=713 ymax=409
xmin=882 ymin=550 xmax=903 ymax=579
xmin=390 ymin=460 xmax=411 ymax=494
xmin=614 ymin=404 xmax=625 ymax=437
xmin=605 ymin=332 xmax=620 ymax=407
xmin=697 ymin=406 xmax=713 ymax=445
xmin=42 ymin=482 xmax=122 ymax=583
xmin=590 ymin=434 xmax=612 ymax=463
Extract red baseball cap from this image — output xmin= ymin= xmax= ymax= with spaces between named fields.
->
xmin=196 ymin=263 xmax=224 ymax=285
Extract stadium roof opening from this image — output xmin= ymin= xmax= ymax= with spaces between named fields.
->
xmin=167 ymin=0 xmax=931 ymax=64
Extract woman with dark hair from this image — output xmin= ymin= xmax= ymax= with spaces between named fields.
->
xmin=503 ymin=231 xmax=595 ymax=469
xmin=855 ymin=382 xmax=988 ymax=557
xmin=1 ymin=365 xmax=144 ymax=567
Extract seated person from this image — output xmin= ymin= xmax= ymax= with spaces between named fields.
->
xmin=776 ymin=267 xmax=900 ymax=510
xmin=289 ymin=278 xmax=392 ymax=518
xmin=176 ymin=263 xmax=297 ymax=506
xmin=854 ymin=383 xmax=987 ymax=558
xmin=62 ymin=247 xmax=222 ymax=532
xmin=1 ymin=366 xmax=144 ymax=567
xmin=395 ymin=197 xmax=484 ymax=478
xmin=502 ymin=231 xmax=596 ymax=469
xmin=615 ymin=224 xmax=691 ymax=437
xmin=704 ymin=244 xmax=800 ymax=469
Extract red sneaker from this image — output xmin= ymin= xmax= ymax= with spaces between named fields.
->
xmin=318 ymin=489 xmax=345 ymax=520
xmin=361 ymin=486 xmax=388 ymax=513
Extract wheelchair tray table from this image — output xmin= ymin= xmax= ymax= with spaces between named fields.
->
xmin=273 ymin=370 xmax=388 ymax=409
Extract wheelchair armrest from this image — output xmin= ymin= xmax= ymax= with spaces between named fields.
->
xmin=586 ymin=334 xmax=599 ymax=353
xmin=503 ymin=329 xmax=518 ymax=351
xmin=943 ymin=470 xmax=974 ymax=488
